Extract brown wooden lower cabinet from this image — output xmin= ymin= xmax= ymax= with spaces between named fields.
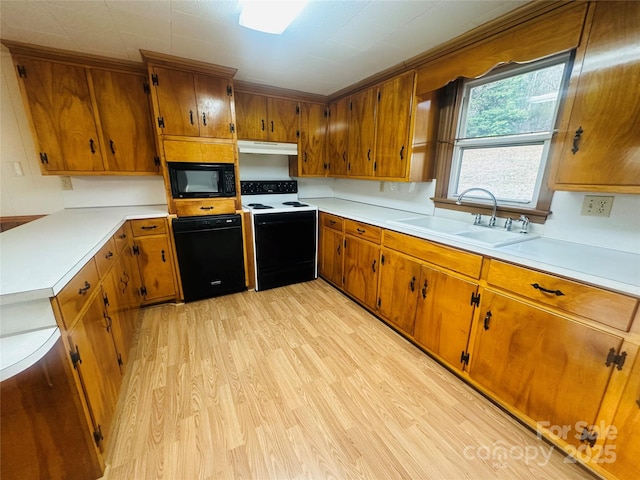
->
xmin=469 ymin=289 xmax=624 ymax=448
xmin=603 ymin=350 xmax=640 ymax=479
xmin=0 ymin=338 xmax=103 ymax=479
xmin=413 ymin=264 xmax=478 ymax=371
xmin=343 ymin=234 xmax=380 ymax=310
xmin=319 ymin=225 xmax=344 ymax=286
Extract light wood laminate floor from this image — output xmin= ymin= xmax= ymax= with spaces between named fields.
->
xmin=105 ymin=279 xmax=592 ymax=479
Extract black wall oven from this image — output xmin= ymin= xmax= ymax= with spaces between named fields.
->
xmin=167 ymin=162 xmax=236 ymax=199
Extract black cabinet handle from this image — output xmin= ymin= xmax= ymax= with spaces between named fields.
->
xmin=304 ymin=152 xmax=308 ymax=162
xmin=410 ymin=276 xmax=416 ymax=292
xmin=119 ymin=233 xmax=127 ymax=239
xmin=571 ymin=126 xmax=583 ymax=154
xmin=189 ymin=110 xmax=194 ymax=125
xmin=343 ymin=152 xmax=346 ymax=161
xmin=337 ymin=244 xmax=341 ymax=255
xmin=421 ymin=280 xmax=427 ymax=299
xmin=483 ymin=311 xmax=492 ymax=330
xmin=531 ymin=283 xmax=565 ymax=296
xmin=202 ymin=112 xmax=207 ymax=126
xmin=636 ymin=399 xmax=640 ymax=409
xmin=89 ymin=139 xmax=96 ymax=154
xmin=105 ymin=251 xmax=113 ymax=259
xmin=78 ymin=281 xmax=91 ymax=295
xmin=200 ymin=206 xmax=214 ymax=210
xmin=271 ymin=120 xmax=274 ymax=132
xmin=356 ymin=228 xmax=365 ymax=234
xmin=329 ymin=220 xmax=336 ymax=225
xmin=399 ymin=145 xmax=404 ymax=160
xmin=141 ymin=225 xmax=157 ymax=230
xmin=161 ymin=249 xmax=166 ymax=262
xmin=261 ymin=119 xmax=265 ymax=131
xmin=371 ymin=259 xmax=376 ymax=272
xmin=109 ymin=140 xmax=116 ymax=154
xmin=103 ymin=313 xmax=113 ymax=332
xmin=367 ymin=149 xmax=371 ymax=161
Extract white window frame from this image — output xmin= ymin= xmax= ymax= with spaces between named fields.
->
xmin=448 ymin=54 xmax=570 ymax=207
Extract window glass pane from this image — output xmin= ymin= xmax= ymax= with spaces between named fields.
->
xmin=464 ymin=63 xmax=565 ymax=138
xmin=456 ymin=145 xmax=544 ymax=203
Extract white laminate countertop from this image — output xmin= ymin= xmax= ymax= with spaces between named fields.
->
xmin=304 ymin=197 xmax=640 ymax=298
xmin=0 ymin=205 xmax=169 ymax=305
xmin=0 ymin=205 xmax=168 ymax=381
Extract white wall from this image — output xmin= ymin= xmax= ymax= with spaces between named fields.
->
xmin=0 ymin=46 xmax=166 ymax=216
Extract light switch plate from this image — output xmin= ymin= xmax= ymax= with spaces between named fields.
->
xmin=581 ymin=195 xmax=613 ymax=217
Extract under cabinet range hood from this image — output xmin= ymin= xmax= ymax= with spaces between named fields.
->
xmin=237 ymin=140 xmax=298 ymax=155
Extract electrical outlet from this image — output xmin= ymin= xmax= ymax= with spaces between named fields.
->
xmin=60 ymin=176 xmax=73 ymax=191
xmin=581 ymin=195 xmax=613 ymax=217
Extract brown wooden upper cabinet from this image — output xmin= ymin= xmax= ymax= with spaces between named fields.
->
xmin=327 ymin=97 xmax=349 ymax=176
xmin=151 ymin=66 xmax=235 ymax=139
xmin=14 ymin=57 xmax=106 ymax=174
xmin=235 ymin=92 xmax=299 ymax=143
xmin=294 ymin=102 xmax=327 ymax=176
xmin=347 ymin=87 xmax=377 ymax=177
xmin=549 ymin=1 xmax=640 ymax=193
xmin=11 ymin=50 xmax=160 ymax=176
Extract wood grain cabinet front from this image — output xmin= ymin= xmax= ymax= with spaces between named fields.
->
xmin=7 ymin=44 xmax=161 ymax=176
xmin=318 ymin=213 xmax=344 ymax=287
xmin=469 ymin=289 xmax=625 ymax=448
xmin=549 ymin=1 xmax=640 ymax=193
xmin=130 ymin=218 xmax=177 ymax=304
xmin=173 ymin=198 xmax=236 ymax=217
xmin=56 ymin=259 xmax=101 ymax=330
xmin=292 ymin=102 xmax=327 ymax=177
xmin=343 ymin=220 xmax=381 ymax=310
xmin=150 ymin=66 xmax=235 ymax=139
xmin=326 ymin=97 xmax=349 ymax=176
xmin=235 ymin=92 xmax=299 ymax=143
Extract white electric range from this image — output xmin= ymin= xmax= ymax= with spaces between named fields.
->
xmin=241 ymin=180 xmax=318 ymax=291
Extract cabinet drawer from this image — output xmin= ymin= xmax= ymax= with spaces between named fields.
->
xmin=383 ymin=229 xmax=483 ymax=279
xmin=56 ymin=259 xmax=100 ymax=329
xmin=320 ymin=212 xmax=343 ymax=232
xmin=131 ymin=218 xmax=167 ymax=237
xmin=487 ymin=260 xmax=638 ymax=331
xmin=174 ymin=198 xmax=236 ymax=217
xmin=112 ymin=222 xmax=131 ymax=254
xmin=94 ymin=238 xmax=117 ymax=278
xmin=163 ymin=140 xmax=236 ymax=163
xmin=344 ymin=219 xmax=381 ymax=244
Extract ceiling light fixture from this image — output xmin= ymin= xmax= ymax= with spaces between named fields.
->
xmin=239 ymin=1 xmax=308 ymax=35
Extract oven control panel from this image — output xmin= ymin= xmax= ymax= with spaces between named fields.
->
xmin=240 ymin=180 xmax=298 ymax=195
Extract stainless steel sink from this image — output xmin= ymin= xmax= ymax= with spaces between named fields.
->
xmin=388 ymin=216 xmax=538 ymax=248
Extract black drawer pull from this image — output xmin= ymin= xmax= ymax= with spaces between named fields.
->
xmin=356 ymin=228 xmax=365 ymax=234
xmin=202 ymin=112 xmax=207 ymax=126
xmin=410 ymin=276 xmax=416 ymax=292
xmin=119 ymin=233 xmax=127 ymax=239
xmin=371 ymin=259 xmax=376 ymax=273
xmin=329 ymin=220 xmax=336 ymax=225
xmin=531 ymin=283 xmax=565 ymax=296
xmin=261 ymin=119 xmax=265 ymax=131
xmin=109 ymin=140 xmax=116 ymax=154
xmin=89 ymin=138 xmax=96 ymax=154
xmin=105 ymin=251 xmax=113 ymax=259
xmin=399 ymin=145 xmax=404 ymax=160
xmin=161 ymin=249 xmax=166 ymax=262
xmin=141 ymin=225 xmax=157 ymax=230
xmin=200 ymin=206 xmax=214 ymax=210
xmin=189 ymin=110 xmax=194 ymax=125
xmin=78 ymin=281 xmax=91 ymax=295
xmin=483 ymin=311 xmax=492 ymax=330
xmin=421 ymin=280 xmax=428 ymax=299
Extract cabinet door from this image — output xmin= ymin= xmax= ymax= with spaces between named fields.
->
xmin=67 ymin=292 xmax=122 ymax=451
xmin=267 ymin=97 xmax=299 ymax=143
xmin=377 ymin=250 xmax=421 ymax=335
xmin=375 ymin=72 xmax=414 ymax=179
xmin=91 ymin=69 xmax=159 ymax=173
xmin=195 ymin=74 xmax=234 ymax=139
xmin=347 ymin=88 xmax=376 ymax=176
xmin=134 ymin=235 xmax=176 ymax=303
xmin=299 ymin=102 xmax=326 ymax=176
xmin=152 ymin=67 xmax=199 ymax=137
xmin=469 ymin=290 xmax=623 ymax=446
xmin=604 ymin=351 xmax=640 ymax=479
xmin=327 ymin=97 xmax=349 ymax=176
xmin=15 ymin=57 xmax=104 ymax=173
xmin=343 ymin=236 xmax=380 ymax=310
xmin=413 ymin=265 xmax=478 ymax=370
xmin=551 ymin=1 xmax=640 ymax=190
xmin=235 ymin=92 xmax=268 ymax=140
xmin=320 ymin=227 xmax=343 ymax=286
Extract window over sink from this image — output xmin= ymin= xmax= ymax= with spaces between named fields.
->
xmin=435 ymin=53 xmax=571 ymax=221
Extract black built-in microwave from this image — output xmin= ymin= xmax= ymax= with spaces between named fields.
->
xmin=167 ymin=162 xmax=236 ymax=199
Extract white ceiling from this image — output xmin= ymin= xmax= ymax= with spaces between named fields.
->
xmin=0 ymin=1 xmax=527 ymax=96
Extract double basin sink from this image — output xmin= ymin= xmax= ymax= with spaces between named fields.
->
xmin=388 ymin=216 xmax=538 ymax=248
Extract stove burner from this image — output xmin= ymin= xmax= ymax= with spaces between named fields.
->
xmin=282 ymin=201 xmax=308 ymax=207
xmin=248 ymin=203 xmax=274 ymax=210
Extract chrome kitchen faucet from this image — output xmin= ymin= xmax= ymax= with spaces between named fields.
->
xmin=456 ymin=188 xmax=498 ymax=227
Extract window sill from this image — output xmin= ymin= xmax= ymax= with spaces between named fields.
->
xmin=432 ymin=198 xmax=551 ymax=224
